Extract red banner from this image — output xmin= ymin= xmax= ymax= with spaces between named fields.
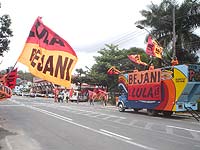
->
xmin=128 ymin=69 xmax=161 ymax=100
xmin=0 ymin=85 xmax=12 ymax=101
xmin=6 ymin=68 xmax=18 ymax=89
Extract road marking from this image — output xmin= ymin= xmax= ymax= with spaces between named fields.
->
xmin=127 ymin=120 xmax=138 ymax=126
xmin=10 ymin=99 xmax=157 ymax=150
xmin=99 ymin=129 xmax=156 ymax=150
xmin=167 ymin=125 xmax=200 ymax=133
xmin=100 ymin=129 xmax=132 ymax=140
xmin=144 ymin=122 xmax=154 ymax=130
xmin=26 ymin=105 xmax=72 ymax=121
xmin=0 ymin=105 xmax=24 ymax=107
xmin=166 ymin=127 xmax=174 ymax=134
xmin=113 ymin=117 xmax=126 ymax=123
xmin=5 ymin=137 xmax=13 ymax=150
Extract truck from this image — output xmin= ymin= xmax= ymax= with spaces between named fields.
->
xmin=117 ymin=64 xmax=200 ymax=119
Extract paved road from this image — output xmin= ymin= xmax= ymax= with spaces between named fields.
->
xmin=0 ymin=96 xmax=200 ymax=150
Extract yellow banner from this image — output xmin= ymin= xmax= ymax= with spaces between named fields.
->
xmin=17 ymin=17 xmax=78 ymax=88
xmin=18 ymin=43 xmax=77 ymax=88
xmin=152 ymin=40 xmax=163 ymax=59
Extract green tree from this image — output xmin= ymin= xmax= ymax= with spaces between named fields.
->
xmin=17 ymin=70 xmax=34 ymax=82
xmin=0 ymin=3 xmax=13 ymax=56
xmin=87 ymin=44 xmax=149 ymax=104
xmin=72 ymin=68 xmax=88 ymax=90
xmin=88 ymin=44 xmax=148 ymax=91
xmin=136 ymin=0 xmax=200 ymax=64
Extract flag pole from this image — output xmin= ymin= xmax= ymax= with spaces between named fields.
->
xmin=12 ymin=60 xmax=18 ymax=70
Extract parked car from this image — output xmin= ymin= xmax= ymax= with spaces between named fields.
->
xmin=48 ymin=93 xmax=54 ymax=98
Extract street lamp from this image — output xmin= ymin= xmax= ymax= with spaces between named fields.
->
xmin=136 ymin=24 xmax=171 ymax=66
xmin=172 ymin=5 xmax=176 ymax=58
xmin=136 ymin=25 xmax=151 ymax=35
xmin=136 ymin=25 xmax=161 ymax=46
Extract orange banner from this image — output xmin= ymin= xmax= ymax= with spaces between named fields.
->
xmin=128 ymin=69 xmax=161 ymax=100
xmin=18 ymin=17 xmax=78 ymax=88
xmin=107 ymin=66 xmax=121 ymax=75
xmin=128 ymin=54 xmax=148 ymax=66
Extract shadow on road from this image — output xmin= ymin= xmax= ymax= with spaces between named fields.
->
xmin=122 ymin=110 xmax=195 ymax=121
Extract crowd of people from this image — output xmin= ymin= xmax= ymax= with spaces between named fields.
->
xmin=52 ymin=87 xmax=108 ymax=106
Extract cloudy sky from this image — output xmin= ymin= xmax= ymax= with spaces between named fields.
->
xmin=0 ymin=0 xmax=177 ymax=72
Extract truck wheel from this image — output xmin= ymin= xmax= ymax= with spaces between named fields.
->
xmin=133 ymin=108 xmax=140 ymax=112
xmin=147 ymin=109 xmax=157 ymax=116
xmin=118 ymin=103 xmax=125 ymax=112
xmin=163 ymin=111 xmax=173 ymax=117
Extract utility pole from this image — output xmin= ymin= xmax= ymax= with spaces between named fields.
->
xmin=172 ymin=5 xmax=176 ymax=58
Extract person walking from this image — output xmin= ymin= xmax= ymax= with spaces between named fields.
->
xmin=53 ymin=87 xmax=59 ymax=102
xmin=89 ymin=97 xmax=94 ymax=105
xmin=171 ymin=56 xmax=179 ymax=66
xmin=63 ymin=89 xmax=69 ymax=103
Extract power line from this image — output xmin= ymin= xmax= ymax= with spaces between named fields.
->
xmin=78 ymin=28 xmax=148 ymax=52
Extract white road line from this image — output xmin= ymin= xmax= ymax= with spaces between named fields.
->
xmin=144 ymin=122 xmax=154 ymax=130
xmin=127 ymin=120 xmax=138 ymax=126
xmin=0 ymin=105 xmax=24 ymax=107
xmin=10 ymin=100 xmax=157 ymax=150
xmin=100 ymin=129 xmax=132 ymax=140
xmin=26 ymin=105 xmax=72 ymax=121
xmin=99 ymin=129 xmax=156 ymax=150
xmin=5 ymin=137 xmax=13 ymax=150
xmin=167 ymin=125 xmax=200 ymax=133
xmin=166 ymin=127 xmax=174 ymax=135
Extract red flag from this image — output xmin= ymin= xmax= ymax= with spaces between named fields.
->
xmin=88 ymin=90 xmax=97 ymax=99
xmin=6 ymin=68 xmax=18 ymax=89
xmin=69 ymin=88 xmax=74 ymax=97
xmin=146 ymin=36 xmax=163 ymax=59
xmin=146 ymin=36 xmax=154 ymax=56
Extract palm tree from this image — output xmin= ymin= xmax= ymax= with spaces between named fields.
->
xmin=136 ymin=0 xmax=200 ymax=64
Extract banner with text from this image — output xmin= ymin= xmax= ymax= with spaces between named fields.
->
xmin=128 ymin=69 xmax=161 ymax=100
xmin=18 ymin=17 xmax=78 ymax=88
xmin=146 ymin=36 xmax=163 ymax=59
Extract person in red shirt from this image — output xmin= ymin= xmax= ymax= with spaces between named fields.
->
xmin=53 ymin=87 xmax=59 ymax=102
xmin=149 ymin=63 xmax=154 ymax=70
xmin=171 ymin=56 xmax=179 ymax=66
xmin=133 ymin=66 xmax=138 ymax=73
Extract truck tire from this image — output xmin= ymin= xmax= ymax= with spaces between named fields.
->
xmin=147 ymin=109 xmax=158 ymax=116
xmin=133 ymin=108 xmax=140 ymax=112
xmin=118 ymin=103 xmax=125 ymax=112
xmin=163 ymin=111 xmax=173 ymax=117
